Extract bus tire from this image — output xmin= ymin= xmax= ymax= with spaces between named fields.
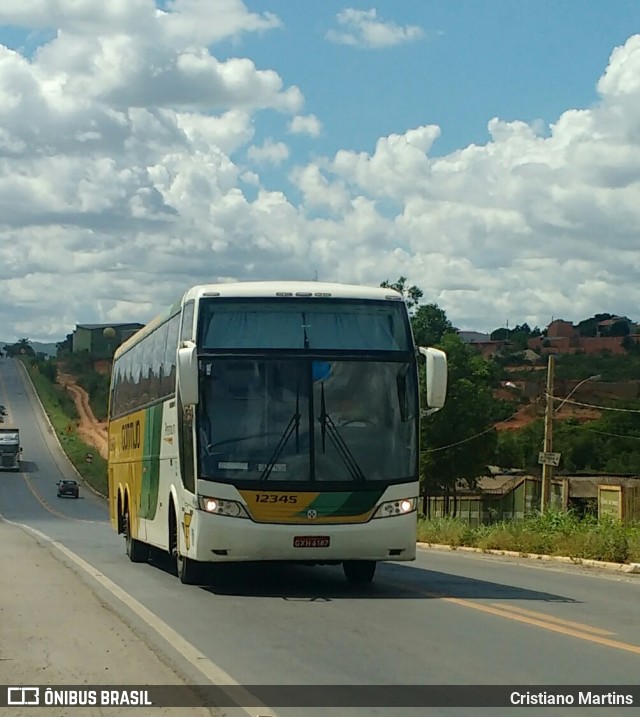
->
xmin=124 ymin=510 xmax=149 ymax=563
xmin=343 ymin=560 xmax=376 ymax=584
xmin=170 ymin=511 xmax=200 ymax=585
xmin=176 ymin=551 xmax=200 ymax=585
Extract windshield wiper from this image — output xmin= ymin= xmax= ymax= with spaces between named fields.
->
xmin=259 ymin=384 xmax=302 ymax=481
xmin=318 ymin=383 xmax=366 ymax=482
xmin=396 ymin=365 xmax=409 ymax=421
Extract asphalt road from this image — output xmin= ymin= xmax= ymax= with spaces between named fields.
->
xmin=1 ymin=357 xmax=639 ymax=717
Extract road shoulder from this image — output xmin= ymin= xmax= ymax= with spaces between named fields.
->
xmin=0 ymin=518 xmax=215 ymax=717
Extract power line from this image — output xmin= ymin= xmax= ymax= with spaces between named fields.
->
xmin=421 ymin=410 xmax=528 ymax=453
xmin=549 ymin=395 xmax=640 ymax=413
xmin=421 ymin=425 xmax=497 ymax=453
xmin=423 ymin=396 xmax=640 ymax=455
xmin=562 ymin=424 xmax=640 ymax=441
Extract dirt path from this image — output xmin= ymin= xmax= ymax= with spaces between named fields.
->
xmin=57 ymin=373 xmax=109 ymax=459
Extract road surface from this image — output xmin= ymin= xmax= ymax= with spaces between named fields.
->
xmin=1 ymin=357 xmax=639 ymax=717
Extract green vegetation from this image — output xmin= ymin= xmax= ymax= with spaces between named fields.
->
xmin=3 ymin=338 xmax=36 ymax=357
xmin=22 ymin=357 xmax=108 ymax=496
xmin=420 ymin=332 xmax=499 ymax=491
xmin=493 ymin=408 xmax=640 ymax=474
xmin=553 ymin=352 xmax=640 ymax=381
xmin=418 ymin=512 xmax=640 ymax=564
xmin=382 ymin=276 xmax=640 ymax=482
xmin=59 ymin=350 xmax=111 ymax=420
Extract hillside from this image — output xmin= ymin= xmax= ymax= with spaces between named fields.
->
xmin=1 ymin=340 xmax=59 ymax=357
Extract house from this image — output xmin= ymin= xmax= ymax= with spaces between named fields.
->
xmin=457 ymin=330 xmax=508 ymax=357
xmin=596 ymin=317 xmax=636 ymax=336
xmin=422 ymin=473 xmax=565 ymax=525
xmin=72 ymin=323 xmax=145 ymax=359
xmin=527 ymin=318 xmax=640 ymax=355
xmin=423 ymin=473 xmax=640 ymax=524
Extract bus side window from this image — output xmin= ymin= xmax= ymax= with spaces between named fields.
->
xmin=180 ymin=301 xmax=195 ymax=343
xmin=178 ymin=398 xmax=196 ymax=494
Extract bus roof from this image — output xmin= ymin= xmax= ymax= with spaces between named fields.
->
xmin=113 ymin=281 xmax=404 ymax=359
xmin=184 ymin=281 xmax=403 ymax=302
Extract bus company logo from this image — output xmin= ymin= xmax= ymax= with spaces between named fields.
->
xmin=7 ymin=687 xmax=40 ymax=705
xmin=306 ymin=509 xmax=317 ymax=519
xmin=121 ymin=420 xmax=141 ymax=451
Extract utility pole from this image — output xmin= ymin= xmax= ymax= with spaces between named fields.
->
xmin=540 ymin=354 xmax=555 ymax=513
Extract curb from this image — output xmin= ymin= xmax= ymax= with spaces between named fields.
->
xmin=417 ymin=542 xmax=640 ymax=574
xmin=17 ymin=360 xmax=108 ymax=501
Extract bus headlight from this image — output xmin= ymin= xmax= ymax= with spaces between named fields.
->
xmin=199 ymin=496 xmax=249 ymax=519
xmin=372 ymin=498 xmax=417 ymax=519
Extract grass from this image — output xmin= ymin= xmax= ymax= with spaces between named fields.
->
xmin=22 ymin=359 xmax=108 ymax=496
xmin=417 ymin=512 xmax=640 ymax=564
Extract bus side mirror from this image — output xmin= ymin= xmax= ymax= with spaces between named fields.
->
xmin=419 ymin=346 xmax=447 ymax=414
xmin=177 ymin=342 xmax=199 ymax=406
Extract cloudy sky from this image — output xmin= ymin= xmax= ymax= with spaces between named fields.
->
xmin=0 ymin=0 xmax=639 ymax=343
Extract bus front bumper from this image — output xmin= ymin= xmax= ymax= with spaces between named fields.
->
xmin=190 ymin=511 xmax=417 ymax=563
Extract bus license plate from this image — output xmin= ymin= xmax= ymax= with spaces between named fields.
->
xmin=293 ymin=536 xmax=330 ymax=548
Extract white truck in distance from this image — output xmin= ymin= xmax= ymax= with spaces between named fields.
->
xmin=0 ymin=428 xmax=21 ymax=471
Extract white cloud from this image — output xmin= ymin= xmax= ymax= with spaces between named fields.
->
xmin=247 ymin=139 xmax=290 ymax=165
xmin=0 ymin=5 xmax=640 ymax=341
xmin=288 ymin=114 xmax=322 ymax=137
xmin=0 ymin=0 xmax=281 ymax=45
xmin=289 ymin=165 xmax=349 ymax=213
xmin=326 ymin=8 xmax=424 ymax=49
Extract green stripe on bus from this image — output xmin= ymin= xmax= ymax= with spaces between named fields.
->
xmin=139 ymin=404 xmax=163 ymax=520
xmin=297 ymin=490 xmax=384 ymax=518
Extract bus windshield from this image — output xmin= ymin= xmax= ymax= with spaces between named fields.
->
xmin=198 ymin=358 xmax=418 ymax=485
xmin=197 ymin=298 xmax=411 ymax=352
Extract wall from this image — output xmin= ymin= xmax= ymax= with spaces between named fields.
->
xmin=72 ymin=327 xmax=92 ymax=354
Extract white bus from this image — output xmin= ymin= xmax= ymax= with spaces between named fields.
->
xmin=107 ymin=282 xmax=447 ymax=584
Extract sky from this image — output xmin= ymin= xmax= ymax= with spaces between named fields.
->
xmin=0 ymin=0 xmax=640 ymax=343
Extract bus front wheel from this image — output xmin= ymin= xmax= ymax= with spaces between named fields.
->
xmin=176 ymin=551 xmax=200 ymax=585
xmin=343 ymin=560 xmax=376 ymax=584
xmin=170 ymin=515 xmax=200 ymax=585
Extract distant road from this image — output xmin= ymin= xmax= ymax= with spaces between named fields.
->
xmin=1 ymin=357 xmax=639 ymax=717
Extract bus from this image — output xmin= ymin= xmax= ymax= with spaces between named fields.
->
xmin=107 ymin=281 xmax=447 ymax=585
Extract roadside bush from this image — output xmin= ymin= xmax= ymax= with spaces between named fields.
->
xmin=417 ymin=517 xmax=476 ymax=547
xmin=628 ymin=528 xmax=640 ymax=563
xmin=418 ymin=511 xmax=640 ymax=564
xmin=21 ymin=358 xmax=106 ymax=495
xmin=57 ymin=354 xmax=110 ymax=420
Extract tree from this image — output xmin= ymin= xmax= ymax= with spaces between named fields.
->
xmin=380 ymin=276 xmax=423 ymax=314
xmin=56 ymin=333 xmax=73 ymax=357
xmin=411 ymin=303 xmax=454 ymax=346
xmin=378 ymin=277 xmax=508 ymax=507
xmin=3 ymin=338 xmax=35 ymax=357
xmin=490 ymin=323 xmax=535 ymax=350
xmin=490 ymin=327 xmax=510 ymax=341
xmin=608 ymin=320 xmax=631 ymax=337
xmin=420 ymin=333 xmax=498 ymax=499
xmin=622 ymin=335 xmax=640 ymax=354
xmin=495 ymin=431 xmax=525 ymax=468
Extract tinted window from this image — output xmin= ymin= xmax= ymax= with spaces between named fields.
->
xmin=109 ymin=312 xmax=181 ymax=419
xmin=181 ymin=301 xmax=195 ymax=342
xmin=198 ymin=299 xmax=411 ymax=352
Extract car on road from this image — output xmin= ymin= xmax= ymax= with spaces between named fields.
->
xmin=56 ymin=479 xmax=79 ymax=499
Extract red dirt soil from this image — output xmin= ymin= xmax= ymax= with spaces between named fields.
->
xmin=497 ymin=403 xmax=602 ymax=431
xmin=57 ymin=373 xmax=108 ymax=459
